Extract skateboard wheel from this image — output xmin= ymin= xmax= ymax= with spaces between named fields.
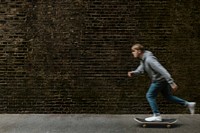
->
xmin=142 ymin=124 xmax=147 ymax=128
xmin=167 ymin=125 xmax=171 ymax=128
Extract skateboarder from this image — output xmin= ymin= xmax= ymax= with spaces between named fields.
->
xmin=128 ymin=44 xmax=196 ymax=122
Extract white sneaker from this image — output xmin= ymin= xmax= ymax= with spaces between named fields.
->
xmin=145 ymin=115 xmax=162 ymax=122
xmin=187 ymin=102 xmax=196 ymax=115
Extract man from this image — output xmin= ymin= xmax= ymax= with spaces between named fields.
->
xmin=128 ymin=44 xmax=196 ymax=122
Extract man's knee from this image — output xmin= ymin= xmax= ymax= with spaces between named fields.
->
xmin=146 ymin=93 xmax=153 ymax=99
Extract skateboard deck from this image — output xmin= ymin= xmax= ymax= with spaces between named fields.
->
xmin=134 ymin=118 xmax=177 ymax=128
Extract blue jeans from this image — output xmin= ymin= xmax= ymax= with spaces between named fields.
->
xmin=146 ymin=81 xmax=187 ymax=115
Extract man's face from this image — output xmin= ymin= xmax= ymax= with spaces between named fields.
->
xmin=132 ymin=49 xmax=141 ymax=58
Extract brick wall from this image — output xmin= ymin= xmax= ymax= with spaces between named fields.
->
xmin=0 ymin=0 xmax=199 ymax=114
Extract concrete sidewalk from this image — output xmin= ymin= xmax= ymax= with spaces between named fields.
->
xmin=0 ymin=114 xmax=199 ymax=133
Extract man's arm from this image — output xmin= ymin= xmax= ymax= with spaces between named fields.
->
xmin=147 ymin=57 xmax=173 ymax=83
xmin=147 ymin=57 xmax=178 ymax=92
xmin=128 ymin=62 xmax=144 ymax=77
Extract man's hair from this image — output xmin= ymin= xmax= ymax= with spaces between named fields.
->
xmin=131 ymin=44 xmax=145 ymax=52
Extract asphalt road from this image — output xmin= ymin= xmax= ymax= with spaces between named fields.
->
xmin=0 ymin=114 xmax=199 ymax=133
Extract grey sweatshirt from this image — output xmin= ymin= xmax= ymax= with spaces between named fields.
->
xmin=132 ymin=50 xmax=174 ymax=85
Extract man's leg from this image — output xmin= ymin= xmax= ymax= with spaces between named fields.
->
xmin=161 ymin=82 xmax=187 ymax=106
xmin=146 ymin=82 xmax=160 ymax=115
xmin=145 ymin=82 xmax=162 ymax=121
xmin=161 ymin=82 xmax=196 ymax=114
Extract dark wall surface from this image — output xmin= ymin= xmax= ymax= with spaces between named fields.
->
xmin=0 ymin=0 xmax=199 ymax=114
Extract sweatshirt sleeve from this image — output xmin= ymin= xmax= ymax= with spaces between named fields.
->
xmin=147 ymin=57 xmax=174 ymax=85
xmin=132 ymin=61 xmax=145 ymax=76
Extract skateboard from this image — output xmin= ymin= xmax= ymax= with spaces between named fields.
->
xmin=134 ymin=118 xmax=177 ymax=128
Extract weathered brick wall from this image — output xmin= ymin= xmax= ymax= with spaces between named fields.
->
xmin=0 ymin=0 xmax=199 ymax=114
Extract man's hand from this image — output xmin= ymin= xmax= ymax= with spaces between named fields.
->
xmin=128 ymin=71 xmax=134 ymax=77
xmin=170 ymin=83 xmax=178 ymax=93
